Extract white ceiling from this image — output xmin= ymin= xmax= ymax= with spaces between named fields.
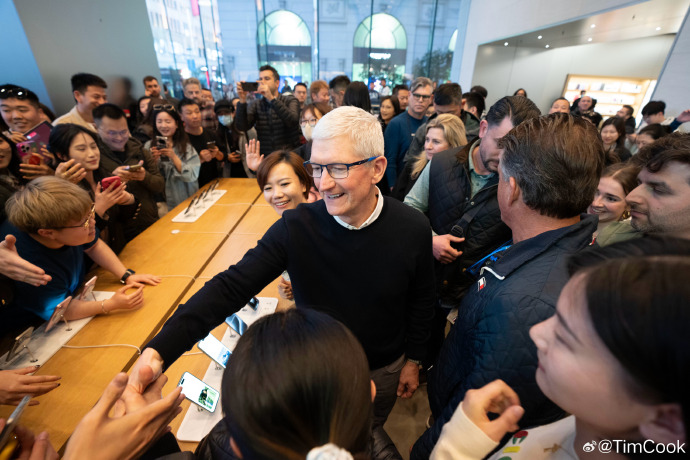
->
xmin=486 ymin=0 xmax=690 ymax=50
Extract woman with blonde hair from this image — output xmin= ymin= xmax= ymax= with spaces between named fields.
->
xmin=392 ymin=114 xmax=467 ymax=200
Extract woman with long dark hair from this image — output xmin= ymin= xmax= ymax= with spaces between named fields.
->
xmin=144 ymin=106 xmax=200 ymax=210
xmin=378 ymin=96 xmax=402 ymax=133
xmin=600 ymin=116 xmax=631 ymax=164
xmin=49 ymin=124 xmax=136 ymax=252
xmin=433 ymin=239 xmax=690 ymax=459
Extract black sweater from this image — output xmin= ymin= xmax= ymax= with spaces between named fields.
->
xmin=147 ymin=197 xmax=436 ymax=369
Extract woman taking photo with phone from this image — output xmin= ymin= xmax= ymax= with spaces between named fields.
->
xmin=144 ymin=105 xmax=200 ymax=211
xmin=49 ymin=123 xmax=136 ymax=253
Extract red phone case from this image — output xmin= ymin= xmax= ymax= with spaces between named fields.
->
xmin=101 ymin=176 xmax=122 ymax=189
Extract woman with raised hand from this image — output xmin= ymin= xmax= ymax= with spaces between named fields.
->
xmin=255 ymin=150 xmax=316 ymax=300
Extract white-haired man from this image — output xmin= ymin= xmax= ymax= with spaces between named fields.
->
xmin=127 ymin=106 xmax=436 ymax=459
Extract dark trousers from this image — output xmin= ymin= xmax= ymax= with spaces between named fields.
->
xmin=369 ymin=354 xmax=405 ymax=460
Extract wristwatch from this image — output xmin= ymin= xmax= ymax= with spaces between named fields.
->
xmin=407 ymin=358 xmax=423 ymax=368
xmin=120 ymin=269 xmax=135 ymax=284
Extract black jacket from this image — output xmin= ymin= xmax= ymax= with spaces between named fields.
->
xmin=427 ymin=143 xmax=511 ymax=305
xmin=235 ymin=95 xmax=301 ymax=156
xmin=97 ymin=137 xmax=165 ymax=240
xmin=411 ymin=215 xmax=597 ymax=459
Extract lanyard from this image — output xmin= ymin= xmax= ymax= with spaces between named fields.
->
xmin=465 ymin=241 xmax=513 ymax=279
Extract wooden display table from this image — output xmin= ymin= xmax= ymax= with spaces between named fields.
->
xmin=0 ymin=179 xmax=263 ymax=452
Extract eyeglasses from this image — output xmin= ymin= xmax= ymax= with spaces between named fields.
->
xmin=56 ymin=204 xmax=96 ymax=230
xmin=300 ymin=118 xmax=318 ymax=128
xmin=153 ymin=104 xmax=175 ymax=111
xmin=411 ymin=93 xmax=432 ymax=101
xmin=303 ymin=157 xmax=377 ymax=179
xmin=103 ymin=129 xmax=129 ymax=138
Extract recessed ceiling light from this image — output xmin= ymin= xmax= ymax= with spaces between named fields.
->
xmin=656 ymin=26 xmax=662 ymax=31
xmin=537 ymin=35 xmax=543 ymax=39
xmin=590 ymin=24 xmax=596 ymax=28
xmin=587 ymin=37 xmax=593 ymax=42
xmin=504 ymin=42 xmax=509 ymax=46
xmin=545 ymin=44 xmax=550 ymax=48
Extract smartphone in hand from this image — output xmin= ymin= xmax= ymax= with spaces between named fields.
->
xmin=178 ymin=372 xmax=219 ymax=412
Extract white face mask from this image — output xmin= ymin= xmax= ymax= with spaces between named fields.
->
xmin=218 ymin=114 xmax=234 ymax=127
xmin=301 ymin=124 xmax=313 ymax=141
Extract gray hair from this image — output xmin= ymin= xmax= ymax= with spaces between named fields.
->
xmin=499 ymin=114 xmax=604 ymax=219
xmin=410 ymin=77 xmax=433 ymax=94
xmin=312 ymin=106 xmax=384 ymax=160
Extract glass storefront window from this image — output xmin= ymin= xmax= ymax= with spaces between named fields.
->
xmin=257 ymin=10 xmax=312 ymax=90
xmin=352 ymin=13 xmax=407 ymax=86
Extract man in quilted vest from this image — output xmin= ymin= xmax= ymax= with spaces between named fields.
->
xmin=404 ymin=96 xmax=540 ymax=369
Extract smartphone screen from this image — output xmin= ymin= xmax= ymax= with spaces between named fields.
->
xmin=178 ymin=372 xmax=219 ymax=412
xmin=225 ymin=314 xmax=247 ymax=336
xmin=198 ymin=334 xmax=232 ymax=368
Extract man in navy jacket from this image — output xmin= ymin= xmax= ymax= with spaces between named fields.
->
xmin=412 ymin=113 xmax=605 ymax=458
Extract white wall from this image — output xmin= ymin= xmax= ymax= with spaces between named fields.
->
xmin=10 ymin=0 xmax=160 ymax=115
xmin=453 ymin=0 xmax=642 ymax=90
xmin=473 ymin=34 xmax=675 ymax=113
xmin=651 ymin=7 xmax=690 ymax=123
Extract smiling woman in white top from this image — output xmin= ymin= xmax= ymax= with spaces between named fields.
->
xmin=587 ymin=163 xmax=639 ymax=240
xmin=432 ymin=239 xmax=690 ymax=459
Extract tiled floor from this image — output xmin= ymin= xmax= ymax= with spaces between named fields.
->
xmin=383 ymin=383 xmax=431 ymax=460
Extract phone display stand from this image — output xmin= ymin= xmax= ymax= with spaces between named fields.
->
xmin=172 ymin=189 xmax=226 ymax=223
xmin=0 ymin=291 xmax=113 ymax=370
xmin=176 ymin=297 xmax=277 ymax=442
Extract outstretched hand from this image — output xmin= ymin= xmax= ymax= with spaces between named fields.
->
xmin=0 ymin=235 xmax=51 ymax=286
xmin=63 ymin=372 xmax=183 ymax=460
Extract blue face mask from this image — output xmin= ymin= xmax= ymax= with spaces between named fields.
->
xmin=218 ymin=114 xmax=234 ymax=127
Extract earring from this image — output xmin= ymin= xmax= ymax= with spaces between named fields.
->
xmin=621 ymin=210 xmax=630 ymax=220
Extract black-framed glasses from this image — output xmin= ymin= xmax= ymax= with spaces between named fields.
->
xmin=56 ymin=204 xmax=96 ymax=230
xmin=411 ymin=93 xmax=432 ymax=101
xmin=303 ymin=157 xmax=377 ymax=179
xmin=153 ymin=104 xmax=175 ymax=111
xmin=300 ymin=118 xmax=318 ymax=128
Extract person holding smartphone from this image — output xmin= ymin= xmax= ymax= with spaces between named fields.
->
xmin=178 ymin=99 xmax=226 ymax=187
xmin=49 ymin=123 xmax=136 ymax=253
xmin=0 ymin=176 xmax=161 ymax=332
xmin=145 ymin=105 xmax=200 ymax=210
xmin=235 ymin=65 xmax=301 ymax=157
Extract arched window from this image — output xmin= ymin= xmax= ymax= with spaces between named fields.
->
xmin=257 ymin=10 xmax=311 ymax=88
xmin=352 ymin=13 xmax=407 ymax=85
xmin=449 ymin=29 xmax=458 ymax=52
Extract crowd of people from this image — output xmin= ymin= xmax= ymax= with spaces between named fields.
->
xmin=0 ymin=63 xmax=689 ymax=460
